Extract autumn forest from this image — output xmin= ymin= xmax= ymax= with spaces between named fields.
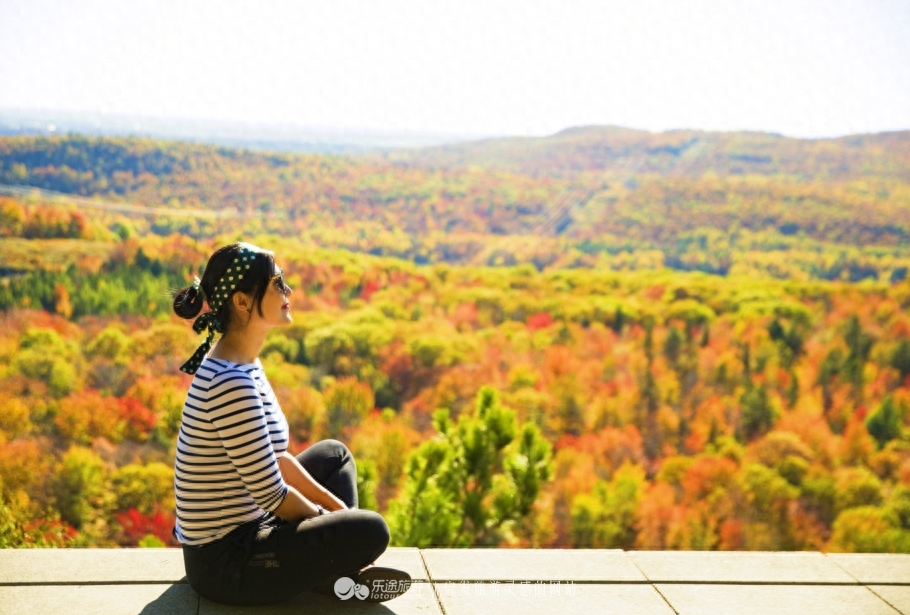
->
xmin=1 ymin=127 xmax=909 ymax=553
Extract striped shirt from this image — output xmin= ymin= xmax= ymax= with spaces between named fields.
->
xmin=174 ymin=357 xmax=290 ymax=546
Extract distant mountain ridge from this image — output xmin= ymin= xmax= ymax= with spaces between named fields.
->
xmin=387 ymin=125 xmax=910 ymax=180
xmin=4 ymin=109 xmax=907 ymax=181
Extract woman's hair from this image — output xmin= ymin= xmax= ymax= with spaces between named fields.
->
xmin=173 ymin=242 xmax=276 ymax=330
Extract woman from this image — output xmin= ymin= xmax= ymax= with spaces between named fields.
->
xmin=171 ymin=242 xmax=411 ymax=606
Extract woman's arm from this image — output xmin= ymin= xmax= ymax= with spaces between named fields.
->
xmin=277 ymin=451 xmax=348 ymax=512
xmin=272 ymin=484 xmax=323 ymax=522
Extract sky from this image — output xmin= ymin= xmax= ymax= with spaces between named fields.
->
xmin=0 ymin=0 xmax=908 ymax=139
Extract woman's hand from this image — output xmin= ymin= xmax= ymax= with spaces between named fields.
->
xmin=277 ymin=452 xmax=348 ymax=512
xmin=272 ymin=486 xmax=323 ymax=522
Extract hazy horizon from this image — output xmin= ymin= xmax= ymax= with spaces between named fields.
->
xmin=0 ymin=106 xmax=484 ymax=151
xmin=1 ymin=0 xmax=908 ymax=141
xmin=3 ymin=106 xmax=907 ymax=148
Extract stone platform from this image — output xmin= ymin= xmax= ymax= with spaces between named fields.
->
xmin=0 ymin=548 xmax=908 ymax=614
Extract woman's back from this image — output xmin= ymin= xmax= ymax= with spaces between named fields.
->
xmin=174 ymin=356 xmax=289 ymax=546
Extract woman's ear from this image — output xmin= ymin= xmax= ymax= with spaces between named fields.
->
xmin=232 ymin=291 xmax=254 ymax=314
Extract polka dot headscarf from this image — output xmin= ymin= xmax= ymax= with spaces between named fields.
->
xmin=180 ymin=245 xmax=258 ymax=375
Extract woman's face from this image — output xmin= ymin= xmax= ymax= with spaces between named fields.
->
xmin=252 ymin=265 xmax=293 ymax=328
xmin=226 ymin=258 xmax=294 ymax=333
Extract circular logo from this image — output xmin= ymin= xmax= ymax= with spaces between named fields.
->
xmin=354 ymin=584 xmax=370 ymax=600
xmin=334 ymin=576 xmax=371 ymax=600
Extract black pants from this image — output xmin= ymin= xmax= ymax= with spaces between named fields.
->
xmin=181 ymin=439 xmax=390 ymax=606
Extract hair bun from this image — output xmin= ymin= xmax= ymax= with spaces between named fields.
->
xmin=173 ymin=285 xmax=205 ymax=320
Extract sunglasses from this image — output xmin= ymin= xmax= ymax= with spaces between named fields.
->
xmin=270 ymin=268 xmax=292 ymax=295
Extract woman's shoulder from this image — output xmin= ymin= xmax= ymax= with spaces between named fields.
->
xmin=197 ymin=357 xmax=262 ymax=387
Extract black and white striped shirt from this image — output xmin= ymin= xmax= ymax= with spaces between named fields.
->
xmin=174 ymin=357 xmax=289 ymax=546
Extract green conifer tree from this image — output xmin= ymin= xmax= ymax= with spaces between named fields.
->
xmin=387 ymin=386 xmax=552 ymax=547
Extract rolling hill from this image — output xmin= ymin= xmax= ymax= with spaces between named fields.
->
xmin=1 ymin=128 xmax=909 ymax=281
xmin=387 ymin=125 xmax=910 ymax=180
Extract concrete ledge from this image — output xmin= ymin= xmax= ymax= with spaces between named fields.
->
xmin=0 ymin=547 xmax=426 ymax=586
xmin=654 ymin=584 xmax=902 ymax=615
xmin=0 ymin=584 xmax=197 ymax=615
xmin=433 ymin=582 xmax=675 ymax=615
xmin=373 ymin=547 xmax=429 ymax=582
xmin=0 ymin=549 xmax=186 ymax=585
xmin=420 ymin=548 xmax=645 ymax=582
xmin=627 ymin=551 xmax=857 ymax=584
xmin=1 ymin=549 xmax=908 ymax=615
xmin=869 ymin=586 xmax=910 ymax=614
xmin=827 ymin=554 xmax=910 ymax=585
xmin=198 ymin=586 xmax=442 ymax=615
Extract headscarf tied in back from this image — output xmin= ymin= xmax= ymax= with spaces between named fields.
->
xmin=180 ymin=246 xmax=258 ymax=375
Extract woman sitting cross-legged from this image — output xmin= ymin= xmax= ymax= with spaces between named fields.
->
xmin=171 ymin=241 xmax=411 ymax=606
